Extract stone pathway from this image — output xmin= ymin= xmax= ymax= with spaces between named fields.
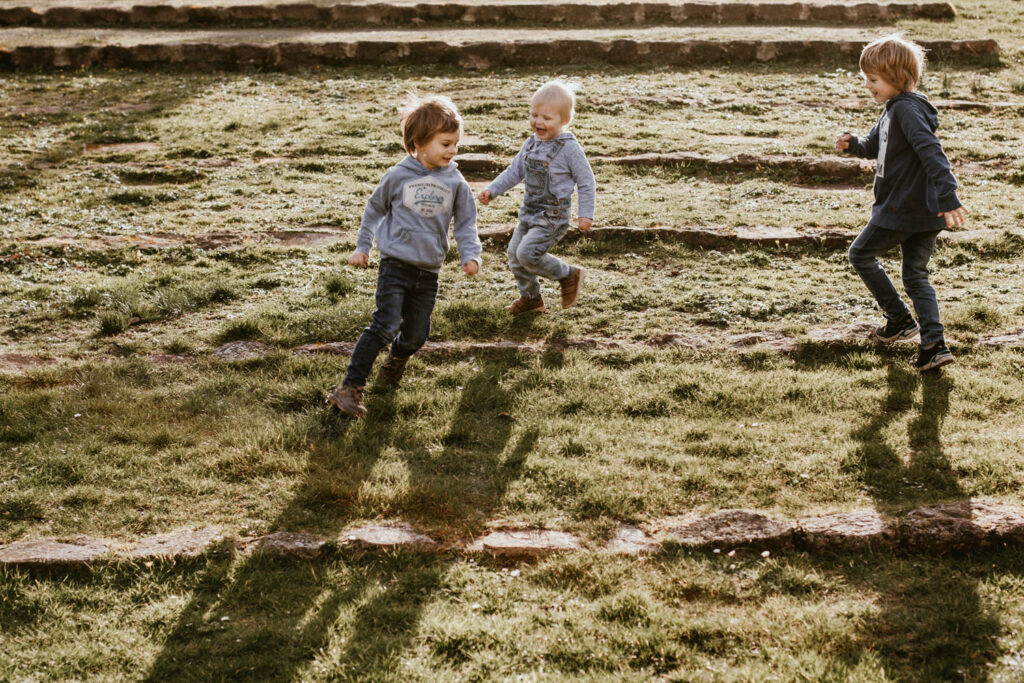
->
xmin=4 ymin=500 xmax=1024 ymax=568
xmin=0 ymin=1 xmax=958 ymax=28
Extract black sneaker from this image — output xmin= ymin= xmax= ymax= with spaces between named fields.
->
xmin=874 ymin=317 xmax=919 ymax=343
xmin=913 ymin=342 xmax=954 ymax=372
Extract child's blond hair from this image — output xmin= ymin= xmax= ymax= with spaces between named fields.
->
xmin=399 ymin=94 xmax=462 ymax=154
xmin=859 ymin=34 xmax=926 ymax=92
xmin=531 ymin=80 xmax=577 ymax=125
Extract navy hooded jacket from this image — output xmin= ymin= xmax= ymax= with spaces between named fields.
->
xmin=844 ymin=91 xmax=961 ymax=232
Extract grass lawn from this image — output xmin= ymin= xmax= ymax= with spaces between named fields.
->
xmin=3 ymin=0 xmax=1024 ymax=677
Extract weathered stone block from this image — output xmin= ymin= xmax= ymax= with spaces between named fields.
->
xmin=0 ymin=538 xmax=111 ymax=566
xmin=129 ymin=527 xmax=225 ymax=560
xmin=253 ymin=531 xmax=325 ymax=560
xmin=477 ymin=530 xmax=582 ymax=558
xmin=340 ymin=523 xmax=438 ymax=551
xmin=664 ymin=510 xmax=795 ymax=549
xmin=798 ymin=510 xmax=895 ymax=551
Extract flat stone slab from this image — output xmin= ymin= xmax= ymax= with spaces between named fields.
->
xmin=979 ymin=329 xmax=1024 ymax=349
xmin=726 ymin=331 xmax=798 ymax=352
xmin=477 ymin=530 xmax=582 ymax=558
xmin=806 ymin=322 xmax=877 ymax=345
xmin=340 ymin=523 xmax=438 ymax=551
xmin=900 ymin=500 xmax=1024 ymax=551
xmin=128 ymin=527 xmax=224 ymax=560
xmin=0 ymin=538 xmax=111 ymax=566
xmin=798 ymin=510 xmax=894 ymax=551
xmin=213 ymin=340 xmax=273 ymax=361
xmin=250 ymin=531 xmax=326 ymax=560
xmin=605 ymin=525 xmax=658 ymax=555
xmin=649 ymin=332 xmax=713 ymax=350
xmin=663 ymin=509 xmax=795 ymax=549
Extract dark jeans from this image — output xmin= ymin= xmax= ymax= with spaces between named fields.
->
xmin=848 ymin=224 xmax=944 ymax=345
xmin=343 ymin=258 xmax=438 ymax=387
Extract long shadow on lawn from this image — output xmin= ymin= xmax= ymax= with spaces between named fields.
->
xmin=838 ymin=362 xmax=1002 ymax=680
xmin=145 ymin=356 xmax=535 ymax=680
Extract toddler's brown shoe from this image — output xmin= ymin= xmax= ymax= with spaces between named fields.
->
xmin=559 ymin=267 xmax=584 ymax=309
xmin=326 ymin=384 xmax=367 ymax=418
xmin=509 ymin=296 xmax=545 ymax=314
xmin=374 ymin=352 xmax=409 ymax=390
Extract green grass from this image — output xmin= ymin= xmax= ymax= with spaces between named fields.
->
xmin=3 ymin=548 xmax=1024 ymax=681
xmin=3 ymin=0 xmax=1024 ymax=676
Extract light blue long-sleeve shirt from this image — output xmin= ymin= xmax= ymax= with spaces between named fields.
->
xmin=486 ymin=132 xmax=596 ymax=220
xmin=356 ymin=156 xmax=481 ymax=273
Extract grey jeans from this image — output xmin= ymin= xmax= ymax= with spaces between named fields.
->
xmin=507 ymin=219 xmax=572 ymax=300
xmin=848 ymin=223 xmax=944 ymax=345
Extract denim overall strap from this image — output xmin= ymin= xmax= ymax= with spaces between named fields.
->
xmin=522 ymin=138 xmax=568 ymax=220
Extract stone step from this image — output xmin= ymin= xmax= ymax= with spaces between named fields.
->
xmin=0 ymin=1 xmax=958 ymax=29
xmin=3 ymin=500 xmax=1023 ymax=568
xmin=0 ymin=28 xmax=999 ymax=70
xmin=458 ymin=151 xmax=873 ymax=180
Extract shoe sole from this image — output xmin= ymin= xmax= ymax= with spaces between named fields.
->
xmin=873 ymin=324 xmax=920 ymax=343
xmin=561 ymin=269 xmax=584 ymax=309
xmin=917 ymin=353 xmax=954 ymax=372
xmin=326 ymin=393 xmax=367 ymax=418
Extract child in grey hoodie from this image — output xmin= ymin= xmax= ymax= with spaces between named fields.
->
xmin=328 ymin=95 xmax=482 ymax=418
xmin=479 ymin=80 xmax=596 ymax=313
xmin=837 ymin=34 xmax=968 ymax=372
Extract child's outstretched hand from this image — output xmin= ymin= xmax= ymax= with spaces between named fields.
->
xmin=348 ymin=250 xmax=369 ymax=267
xmin=836 ymin=132 xmax=852 ymax=152
xmin=462 ymin=260 xmax=479 ymax=276
xmin=578 ymin=217 xmax=593 ymax=232
xmin=477 ymin=190 xmax=492 ymax=206
xmin=939 ymin=206 xmax=969 ymax=229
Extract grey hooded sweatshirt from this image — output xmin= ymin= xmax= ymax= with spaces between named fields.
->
xmin=356 ymin=156 xmax=481 ymax=273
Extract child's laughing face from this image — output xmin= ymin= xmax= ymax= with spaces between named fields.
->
xmin=530 ymin=102 xmax=565 ymax=141
xmin=863 ymin=72 xmax=901 ymax=104
xmin=413 ymin=131 xmax=460 ymax=170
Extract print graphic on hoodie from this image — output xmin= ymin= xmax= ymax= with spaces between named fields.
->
xmin=403 ymin=177 xmax=453 ymax=219
xmin=876 ymin=111 xmax=890 ymax=179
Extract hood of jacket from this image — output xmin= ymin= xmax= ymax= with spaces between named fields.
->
xmin=886 ymin=91 xmax=938 ymax=129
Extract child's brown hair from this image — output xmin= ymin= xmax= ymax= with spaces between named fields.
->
xmin=859 ymin=34 xmax=926 ymax=92
xmin=400 ymin=94 xmax=462 ymax=154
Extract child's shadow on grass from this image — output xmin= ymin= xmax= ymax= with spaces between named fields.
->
xmin=847 ymin=362 xmax=959 ymax=514
xmin=145 ymin=358 xmax=535 ymax=681
xmin=838 ymin=363 xmax=1003 ymax=679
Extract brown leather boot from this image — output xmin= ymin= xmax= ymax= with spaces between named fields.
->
xmin=509 ymin=296 xmax=546 ymax=314
xmin=374 ymin=352 xmax=409 ymax=390
xmin=326 ymin=384 xmax=367 ymax=418
xmin=559 ymin=267 xmax=583 ymax=309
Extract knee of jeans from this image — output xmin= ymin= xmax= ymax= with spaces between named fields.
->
xmin=847 ymin=244 xmax=864 ymax=268
xmin=517 ymin=242 xmax=546 ymax=266
xmin=506 ymin=243 xmax=519 ymax=264
xmin=902 ymin=271 xmax=930 ymax=292
xmin=367 ymin=320 xmax=399 ymax=345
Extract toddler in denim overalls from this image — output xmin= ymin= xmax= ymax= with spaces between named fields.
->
xmin=479 ymin=80 xmax=596 ymax=313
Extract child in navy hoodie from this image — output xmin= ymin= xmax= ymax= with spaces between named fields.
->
xmin=328 ymin=95 xmax=481 ymax=418
xmin=837 ymin=34 xmax=968 ymax=371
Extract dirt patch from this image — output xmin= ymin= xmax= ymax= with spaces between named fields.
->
xmin=84 ymin=141 xmax=160 ymax=154
xmin=0 ymin=352 xmax=57 ymax=372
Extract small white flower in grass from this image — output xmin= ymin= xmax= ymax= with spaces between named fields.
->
xmin=727 ymin=549 xmax=736 ymax=557
xmin=220 ymin=616 xmax=230 ymax=621
xmin=761 ymin=550 xmax=770 ymax=558
xmin=471 ymin=603 xmax=482 ymax=610
xmin=713 ymin=548 xmax=721 ymax=554
xmin=510 ymin=569 xmax=520 ymax=577
xmin=74 ymin=413 xmax=82 ymax=418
